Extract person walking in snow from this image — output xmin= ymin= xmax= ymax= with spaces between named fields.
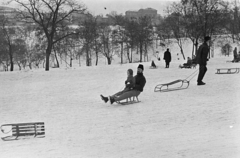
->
xmin=101 ymin=64 xmax=146 ymax=104
xmin=233 ymin=47 xmax=238 ymax=62
xmin=163 ymin=48 xmax=171 ymax=68
xmin=196 ymin=36 xmax=211 ymax=86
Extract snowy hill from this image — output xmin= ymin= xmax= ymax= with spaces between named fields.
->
xmin=0 ymin=54 xmax=240 ymax=158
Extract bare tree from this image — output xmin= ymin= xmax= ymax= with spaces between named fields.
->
xmin=164 ymin=3 xmax=187 ymax=60
xmin=136 ymin=16 xmax=154 ymax=62
xmin=124 ymin=19 xmax=138 ymax=63
xmin=99 ymin=24 xmax=115 ymax=65
xmin=0 ymin=14 xmax=22 ymax=71
xmin=78 ymin=14 xmax=97 ymax=66
xmin=181 ymin=0 xmax=228 ymax=57
xmin=9 ymin=0 xmax=86 ymax=71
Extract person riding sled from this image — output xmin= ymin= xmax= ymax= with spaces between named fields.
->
xmin=150 ymin=60 xmax=157 ymax=68
xmin=101 ymin=69 xmax=135 ymax=101
xmin=101 ymin=64 xmax=146 ymax=104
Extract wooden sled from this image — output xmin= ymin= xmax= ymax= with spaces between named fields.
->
xmin=216 ymin=68 xmax=240 ymax=74
xmin=116 ymin=96 xmax=140 ymax=105
xmin=179 ymin=64 xmax=197 ymax=69
xmin=154 ymin=79 xmax=190 ymax=92
xmin=149 ymin=66 xmax=158 ymax=69
xmin=1 ymin=122 xmax=45 ymax=141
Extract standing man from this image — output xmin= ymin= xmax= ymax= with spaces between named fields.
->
xmin=163 ymin=48 xmax=171 ymax=68
xmin=233 ymin=47 xmax=237 ymax=62
xmin=196 ymin=36 xmax=211 ymax=86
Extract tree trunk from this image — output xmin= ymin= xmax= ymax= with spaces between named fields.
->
xmin=45 ymin=52 xmax=50 ymax=71
xmin=86 ymin=45 xmax=91 ymax=66
xmin=126 ymin=47 xmax=131 ymax=63
xmin=144 ymin=43 xmax=148 ymax=62
xmin=130 ymin=46 xmax=133 ymax=63
xmin=86 ymin=51 xmax=89 ymax=66
xmin=79 ymin=54 xmax=81 ymax=67
xmin=45 ymin=42 xmax=53 ymax=71
xmin=54 ymin=49 xmax=59 ymax=68
xmin=107 ymin=57 xmax=111 ymax=65
xmin=180 ymin=47 xmax=185 ymax=60
xmin=29 ymin=63 xmax=32 ymax=69
xmin=139 ymin=41 xmax=143 ymax=62
xmin=17 ymin=62 xmax=21 ymax=70
xmin=70 ymin=58 xmax=73 ymax=67
xmin=120 ymin=42 xmax=123 ymax=64
xmin=194 ymin=40 xmax=199 ymax=56
xmin=95 ymin=51 xmax=98 ymax=66
xmin=9 ymin=50 xmax=14 ymax=71
xmin=10 ymin=58 xmax=14 ymax=71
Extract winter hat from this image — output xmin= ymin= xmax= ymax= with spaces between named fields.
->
xmin=128 ymin=69 xmax=133 ymax=75
xmin=204 ymin=36 xmax=211 ymax=42
xmin=138 ymin=64 xmax=144 ymax=71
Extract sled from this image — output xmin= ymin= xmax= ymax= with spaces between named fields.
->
xmin=1 ymin=122 xmax=45 ymax=141
xmin=149 ymin=66 xmax=158 ymax=69
xmin=116 ymin=96 xmax=140 ymax=105
xmin=154 ymin=79 xmax=190 ymax=92
xmin=216 ymin=68 xmax=240 ymax=74
xmin=179 ymin=63 xmax=197 ymax=69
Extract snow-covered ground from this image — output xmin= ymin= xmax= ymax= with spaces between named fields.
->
xmin=0 ymin=55 xmax=240 ymax=158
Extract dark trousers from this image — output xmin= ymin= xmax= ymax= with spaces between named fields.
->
xmin=165 ymin=61 xmax=170 ymax=68
xmin=112 ymin=90 xmax=141 ymax=102
xmin=197 ymin=65 xmax=207 ymax=83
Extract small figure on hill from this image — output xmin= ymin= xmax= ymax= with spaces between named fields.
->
xmin=163 ymin=48 xmax=171 ymax=68
xmin=150 ymin=60 xmax=157 ymax=68
xmin=101 ymin=64 xmax=146 ymax=104
xmin=179 ymin=57 xmax=192 ymax=69
xmin=196 ymin=36 xmax=211 ymax=86
xmin=184 ymin=57 xmax=192 ymax=66
xmin=233 ymin=47 xmax=237 ymax=62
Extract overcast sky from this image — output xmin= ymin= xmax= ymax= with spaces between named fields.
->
xmin=80 ymin=0 xmax=180 ymax=16
xmin=1 ymin=0 xmax=237 ymax=16
xmin=0 ymin=0 xmax=180 ymax=16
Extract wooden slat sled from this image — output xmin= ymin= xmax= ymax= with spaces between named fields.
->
xmin=117 ymin=96 xmax=140 ymax=105
xmin=154 ymin=79 xmax=190 ymax=92
xmin=216 ymin=68 xmax=240 ymax=74
xmin=1 ymin=122 xmax=45 ymax=141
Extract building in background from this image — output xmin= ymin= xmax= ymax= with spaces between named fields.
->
xmin=125 ymin=8 xmax=161 ymax=25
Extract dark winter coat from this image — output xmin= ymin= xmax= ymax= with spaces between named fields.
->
xmin=124 ymin=75 xmax=135 ymax=91
xmin=133 ymin=73 xmax=146 ymax=92
xmin=196 ymin=42 xmax=209 ymax=65
xmin=164 ymin=50 xmax=171 ymax=62
xmin=233 ymin=48 xmax=238 ymax=59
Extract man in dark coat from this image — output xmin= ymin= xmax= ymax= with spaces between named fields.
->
xmin=196 ymin=36 xmax=211 ymax=86
xmin=101 ymin=64 xmax=146 ymax=104
xmin=163 ymin=48 xmax=171 ymax=68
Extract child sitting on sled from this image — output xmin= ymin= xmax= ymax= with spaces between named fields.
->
xmin=101 ymin=64 xmax=146 ymax=104
xmin=101 ymin=69 xmax=135 ymax=101
xmin=150 ymin=60 xmax=157 ymax=68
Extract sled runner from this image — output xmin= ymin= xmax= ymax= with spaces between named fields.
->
xmin=154 ymin=69 xmax=198 ymax=92
xmin=117 ymin=96 xmax=140 ymax=105
xmin=179 ymin=63 xmax=197 ymax=69
xmin=216 ymin=68 xmax=240 ymax=74
xmin=1 ymin=122 xmax=45 ymax=141
xmin=154 ymin=79 xmax=190 ymax=92
xmin=149 ymin=66 xmax=158 ymax=69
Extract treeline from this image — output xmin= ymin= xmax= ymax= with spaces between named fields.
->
xmin=0 ymin=0 xmax=239 ymax=71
